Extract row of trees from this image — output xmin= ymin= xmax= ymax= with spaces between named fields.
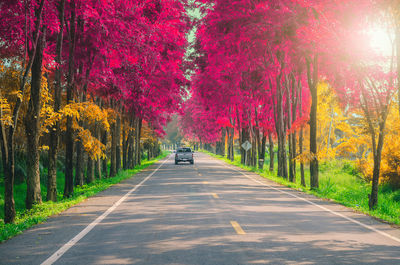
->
xmin=0 ymin=0 xmax=189 ymax=223
xmin=181 ymin=0 xmax=400 ymax=210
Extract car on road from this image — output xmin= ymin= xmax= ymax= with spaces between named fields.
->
xmin=175 ymin=147 xmax=194 ymax=164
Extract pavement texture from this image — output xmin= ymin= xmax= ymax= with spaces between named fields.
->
xmin=0 ymin=152 xmax=400 ymax=265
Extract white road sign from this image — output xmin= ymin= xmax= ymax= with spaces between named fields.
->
xmin=241 ymin=140 xmax=252 ymax=151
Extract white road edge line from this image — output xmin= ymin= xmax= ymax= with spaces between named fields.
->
xmin=215 ymin=159 xmax=400 ymax=244
xmin=41 ymin=155 xmax=171 ymax=265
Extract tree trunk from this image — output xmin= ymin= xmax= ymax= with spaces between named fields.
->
xmin=0 ymin=136 xmax=15 ymax=223
xmin=101 ymin=129 xmax=108 ymax=178
xmin=116 ymin=113 xmax=121 ymax=173
xmin=291 ymin=76 xmax=298 ymax=181
xmin=87 ymin=157 xmax=95 ymax=184
xmin=227 ymin=127 xmax=231 ymax=160
xmin=64 ymin=0 xmax=77 ymax=197
xmin=369 ymin=114 xmax=388 ymax=209
xmin=75 ymin=140 xmax=84 ymax=186
xmin=287 ymin=82 xmax=294 ymax=182
xmin=95 ymin=115 xmax=102 ymax=180
xmin=25 ymin=27 xmax=46 ymax=209
xmin=221 ymin=127 xmax=226 ymax=157
xmin=47 ymin=0 xmax=65 ymax=202
xmin=251 ymin=136 xmax=257 ymax=167
xmin=110 ymin=122 xmax=117 ymax=177
xmin=259 ymin=134 xmax=266 ymax=170
xmin=268 ymin=133 xmax=274 ymax=172
xmin=298 ymin=80 xmax=305 ymax=187
xmin=135 ymin=118 xmax=142 ymax=166
xmin=307 ymin=56 xmax=319 ymax=189
xmin=277 ymin=133 xmax=288 ymax=179
xmin=299 ymin=128 xmax=305 ymax=186
xmin=276 ymin=78 xmax=288 ymax=179
xmin=96 ymin=156 xmax=102 ymax=180
xmin=122 ymin=118 xmax=128 ymax=170
xmin=128 ymin=127 xmax=134 ymax=169
xmin=230 ymin=127 xmax=234 ymax=161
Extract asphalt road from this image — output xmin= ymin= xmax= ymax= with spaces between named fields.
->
xmin=1 ymin=152 xmax=400 ymax=265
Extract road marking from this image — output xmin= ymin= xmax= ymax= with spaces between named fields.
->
xmin=212 ymin=193 xmax=219 ymax=199
xmin=41 ymin=155 xmax=171 ymax=265
xmin=230 ymin=221 xmax=246 ymax=235
xmin=216 ymin=159 xmax=400 ymax=244
xmin=203 ymin=181 xmax=209 ymax=184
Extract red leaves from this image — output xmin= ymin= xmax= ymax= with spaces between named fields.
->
xmin=0 ymin=0 xmax=188 ymax=137
xmin=181 ymin=0 xmax=394 ymax=143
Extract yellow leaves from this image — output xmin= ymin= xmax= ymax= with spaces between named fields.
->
xmin=56 ymin=100 xmax=111 ymax=160
xmin=354 ymin=102 xmax=400 ymax=187
xmin=76 ymin=128 xmax=106 ymax=160
xmin=0 ymin=94 xmax=12 ymax=126
xmin=39 ymin=145 xmax=49 ymax=151
xmin=295 ymin=151 xmax=317 ymax=164
xmin=60 ymin=102 xmax=110 ymax=131
xmin=61 ymin=103 xmax=81 ymax=119
xmin=8 ymin=90 xmax=23 ymax=101
xmin=105 ymin=108 xmax=116 ymax=125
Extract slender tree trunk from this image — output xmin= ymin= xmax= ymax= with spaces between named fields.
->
xmin=75 ymin=140 xmax=84 ymax=186
xmin=369 ymin=131 xmax=385 ymax=210
xmin=307 ymin=55 xmax=319 ymax=189
xmin=25 ymin=27 xmax=46 ymax=209
xmin=47 ymin=0 xmax=65 ymax=202
xmin=227 ymin=127 xmax=232 ymax=160
xmin=64 ymin=0 xmax=77 ymax=197
xmin=259 ymin=134 xmax=266 ymax=170
xmin=134 ymin=118 xmax=142 ymax=166
xmin=96 ymin=154 xmax=102 ymax=180
xmin=128 ymin=128 xmax=134 ymax=168
xmin=251 ymin=136 xmax=257 ymax=167
xmin=298 ymin=81 xmax=305 ymax=186
xmin=326 ymin=107 xmax=334 ymax=155
xmin=292 ymin=76 xmax=299 ymax=179
xmin=115 ymin=112 xmax=121 ymax=173
xmin=221 ymin=127 xmax=226 ymax=157
xmin=277 ymin=133 xmax=287 ymax=178
xmin=368 ymin=110 xmax=388 ymax=209
xmin=0 ymin=125 xmax=15 ymax=223
xmin=229 ymin=127 xmax=234 ymax=161
xmin=101 ymin=129 xmax=108 ymax=178
xmin=110 ymin=121 xmax=117 ymax=177
xmin=276 ymin=77 xmax=288 ymax=179
xmin=122 ymin=118 xmax=128 ymax=170
xmin=95 ymin=116 xmax=102 ymax=180
xmin=268 ymin=133 xmax=274 ymax=172
xmin=87 ymin=157 xmax=95 ymax=184
xmin=287 ymin=82 xmax=294 ymax=182
xmin=299 ymin=128 xmax=305 ymax=186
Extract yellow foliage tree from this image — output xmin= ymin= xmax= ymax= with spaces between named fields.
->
xmin=60 ymin=101 xmax=110 ymax=160
xmin=358 ymin=103 xmax=400 ymax=187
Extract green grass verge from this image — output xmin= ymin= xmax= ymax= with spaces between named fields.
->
xmin=0 ymin=152 xmax=168 ymax=243
xmin=201 ymin=150 xmax=400 ymax=226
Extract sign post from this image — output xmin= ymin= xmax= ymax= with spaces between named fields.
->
xmin=241 ymin=140 xmax=252 ymax=166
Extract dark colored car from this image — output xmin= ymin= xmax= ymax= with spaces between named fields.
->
xmin=175 ymin=147 xmax=194 ymax=164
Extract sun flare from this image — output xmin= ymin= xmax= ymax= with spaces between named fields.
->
xmin=368 ymin=25 xmax=393 ymax=57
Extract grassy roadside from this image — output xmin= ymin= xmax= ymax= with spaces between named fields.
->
xmin=0 ymin=152 xmax=169 ymax=243
xmin=200 ymin=150 xmax=400 ymax=226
